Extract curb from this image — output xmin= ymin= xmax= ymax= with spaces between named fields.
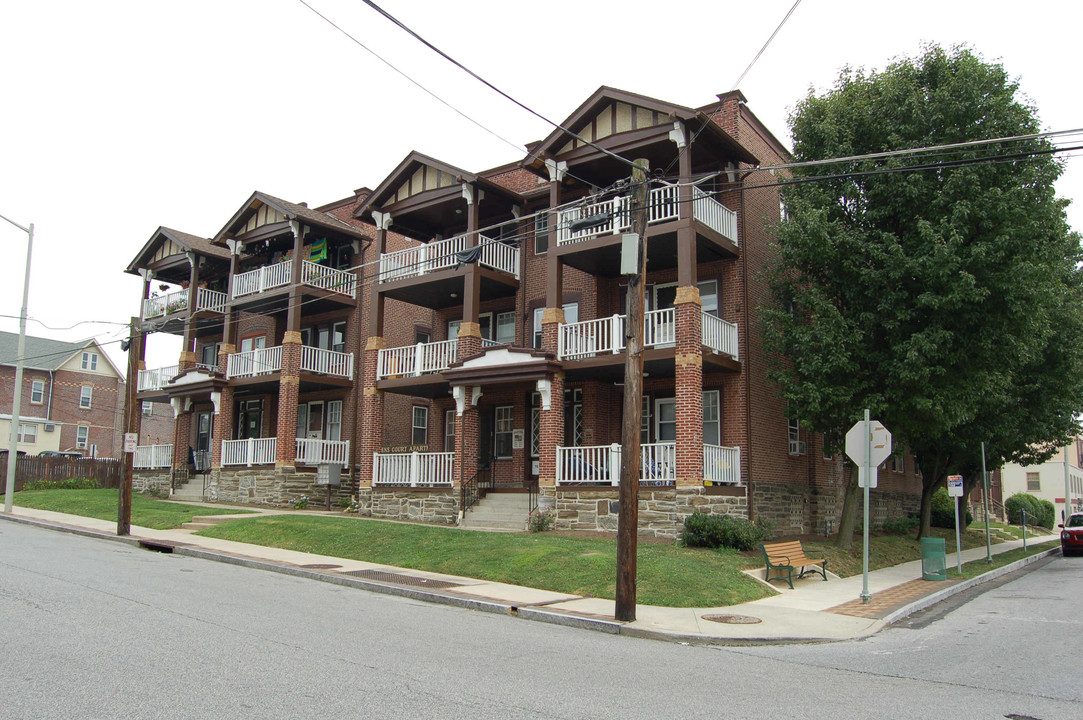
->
xmin=880 ymin=546 xmax=1062 ymax=625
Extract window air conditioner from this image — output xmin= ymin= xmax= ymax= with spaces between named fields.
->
xmin=44 ymin=424 xmax=55 ymax=433
xmin=789 ymin=440 xmax=806 ymax=456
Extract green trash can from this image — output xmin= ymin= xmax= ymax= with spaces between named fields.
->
xmin=921 ymin=537 xmax=947 ymax=581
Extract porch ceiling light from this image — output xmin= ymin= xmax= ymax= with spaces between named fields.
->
xmin=569 ymin=212 xmax=612 ymax=233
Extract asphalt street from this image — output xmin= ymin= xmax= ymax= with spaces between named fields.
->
xmin=1 ymin=521 xmax=1079 ymax=719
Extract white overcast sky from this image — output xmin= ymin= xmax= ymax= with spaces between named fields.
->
xmin=2 ymin=0 xmax=1080 ymax=371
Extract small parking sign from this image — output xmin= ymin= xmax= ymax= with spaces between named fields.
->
xmin=947 ymin=474 xmax=964 ymax=497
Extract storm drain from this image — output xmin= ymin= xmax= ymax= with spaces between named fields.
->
xmin=341 ymin=569 xmax=463 ymax=590
xmin=700 ymin=614 xmax=763 ymax=625
xmin=300 ymin=564 xmax=342 ymax=570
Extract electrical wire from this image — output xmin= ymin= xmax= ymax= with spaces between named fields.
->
xmin=356 ymin=0 xmax=643 ymax=174
xmin=729 ymin=0 xmax=803 ymax=92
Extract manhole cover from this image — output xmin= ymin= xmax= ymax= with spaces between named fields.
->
xmin=701 ymin=614 xmax=763 ymax=625
xmin=341 ymin=569 xmax=462 ymax=589
xmin=300 ymin=564 xmax=342 ymax=570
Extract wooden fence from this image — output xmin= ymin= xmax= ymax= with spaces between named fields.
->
xmin=0 ymin=455 xmax=123 ymax=492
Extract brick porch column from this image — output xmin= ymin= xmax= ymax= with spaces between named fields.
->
xmin=211 ymin=343 xmax=235 ymax=469
xmin=674 ymin=285 xmax=704 ymax=488
xmin=177 ymin=349 xmax=197 ymax=371
xmin=456 ymin=321 xmax=483 ymax=360
xmin=172 ymin=408 xmax=192 ymax=471
xmin=454 ymin=386 xmax=480 ymax=489
xmin=275 ymin=331 xmax=302 ymax=467
xmin=538 ymin=371 xmax=565 ymax=490
xmin=359 ymin=337 xmax=386 ymax=489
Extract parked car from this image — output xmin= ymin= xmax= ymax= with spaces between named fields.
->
xmin=37 ymin=450 xmax=83 ymax=459
xmin=1060 ymin=513 xmax=1083 ymax=556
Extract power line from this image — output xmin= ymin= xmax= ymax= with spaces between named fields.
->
xmin=729 ymin=0 xmax=803 ymax=92
xmin=356 ymin=0 xmax=642 ymax=173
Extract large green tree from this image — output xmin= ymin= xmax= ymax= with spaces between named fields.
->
xmin=762 ymin=45 xmax=1083 ymax=542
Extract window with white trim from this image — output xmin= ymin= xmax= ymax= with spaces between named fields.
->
xmin=30 ymin=380 xmax=44 ymax=405
xmin=788 ymin=417 xmax=806 ymax=455
xmin=495 ymin=311 xmax=515 ymax=344
xmin=698 ymin=280 xmax=719 ymax=318
xmin=142 ymin=401 xmax=153 ymax=416
xmin=81 ymin=352 xmax=98 ymax=371
xmin=533 ymin=303 xmax=578 ymax=348
xmin=535 ymin=212 xmax=549 ymax=255
xmin=326 ymin=401 xmax=342 ymax=442
xmin=79 ymin=385 xmax=93 ymax=408
xmin=1026 ymin=472 xmax=1041 ymax=492
xmin=412 ymin=406 xmax=428 ymax=447
xmin=703 ymin=390 xmax=721 ymax=445
xmin=76 ymin=425 xmax=89 ymax=449
xmin=494 ymin=405 xmax=514 ymax=458
xmin=18 ymin=423 xmax=37 ymax=443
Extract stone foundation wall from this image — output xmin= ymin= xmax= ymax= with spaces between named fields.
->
xmin=547 ymin=485 xmax=750 ymax=539
xmin=132 ymin=470 xmax=171 ymax=498
xmin=208 ymin=467 xmax=360 ymax=506
xmin=370 ymin=488 xmax=458 ymax=525
xmin=754 ymin=481 xmax=922 ymax=536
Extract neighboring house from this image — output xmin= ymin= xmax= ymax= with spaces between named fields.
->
xmin=126 ymin=86 xmax=924 ymax=535
xmin=1000 ymin=438 xmax=1083 ymax=523
xmin=0 ymin=332 xmax=127 ymax=458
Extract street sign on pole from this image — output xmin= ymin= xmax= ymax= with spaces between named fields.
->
xmin=947 ymin=474 xmax=964 ymax=573
xmin=123 ymin=433 xmax=138 ymax=454
xmin=947 ymin=474 xmax=964 ymax=497
xmin=847 ymin=412 xmax=891 ymax=604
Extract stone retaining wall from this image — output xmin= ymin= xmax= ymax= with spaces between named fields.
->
xmin=132 ymin=470 xmax=171 ymax=498
xmin=369 ymin=488 xmax=458 ymax=525
xmin=208 ymin=467 xmax=359 ymax=506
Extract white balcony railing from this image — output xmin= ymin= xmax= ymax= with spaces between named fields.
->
xmin=702 ymin=312 xmax=739 ymax=360
xmin=222 ymin=438 xmax=277 ymax=467
xmin=226 ymin=346 xmax=283 ymax=379
xmin=703 ymin=444 xmax=741 ymax=485
xmin=555 ymin=442 xmax=675 ymax=484
xmin=196 ymin=287 xmax=229 ymax=314
xmin=300 ymin=346 xmax=353 ymax=379
xmin=556 ymin=185 xmax=737 ymax=247
xmin=692 ymin=187 xmax=738 ymax=244
xmin=137 ymin=365 xmax=180 ymax=392
xmin=378 ymin=233 xmax=519 ymax=283
xmin=302 ymin=260 xmax=356 ymax=297
xmin=232 ymin=260 xmax=293 ymax=299
xmin=134 ymin=444 xmax=173 ymax=469
xmin=372 ymin=451 xmax=454 ymax=486
xmin=377 ymin=339 xmax=458 ymax=380
xmin=295 ymin=438 xmax=350 ymax=465
xmin=558 ymin=308 xmax=674 ymax=359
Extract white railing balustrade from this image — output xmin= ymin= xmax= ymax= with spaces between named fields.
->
xmin=372 ymin=451 xmax=454 ymax=486
xmin=222 ymin=438 xmax=277 ymax=467
xmin=302 ymin=260 xmax=356 ymax=297
xmin=702 ymin=312 xmax=739 ymax=359
xmin=137 ymin=365 xmax=179 ymax=392
xmin=703 ymin=444 xmax=741 ymax=485
xmin=226 ymin=346 xmax=283 ymax=379
xmin=134 ymin=444 xmax=173 ymax=469
xmin=141 ymin=289 xmax=189 ymax=320
xmin=232 ymin=260 xmax=293 ymax=299
xmin=555 ymin=442 xmax=675 ymax=484
xmin=557 ymin=196 xmax=624 ymax=245
xmin=557 ymin=308 xmax=674 ymax=360
xmin=195 ymin=287 xmax=228 ymax=313
xmin=300 ymin=346 xmax=353 ymax=379
xmin=377 ymin=339 xmax=458 ymax=380
xmin=692 ymin=187 xmax=738 ymax=244
xmin=378 ymin=233 xmax=519 ymax=282
xmin=648 ymin=184 xmax=681 ymax=224
xmin=295 ymin=439 xmax=350 ymax=465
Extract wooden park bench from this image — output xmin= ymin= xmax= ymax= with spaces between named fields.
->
xmin=760 ymin=540 xmax=828 ymax=590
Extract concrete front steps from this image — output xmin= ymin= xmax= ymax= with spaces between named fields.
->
xmin=179 ymin=515 xmax=232 ymax=531
xmin=171 ymin=478 xmax=207 ymax=502
xmin=460 ymin=492 xmax=531 ymax=532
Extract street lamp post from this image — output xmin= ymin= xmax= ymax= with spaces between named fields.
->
xmin=1 ymin=213 xmax=34 ymax=514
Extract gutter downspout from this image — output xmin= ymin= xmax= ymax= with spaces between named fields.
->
xmin=46 ymin=369 xmax=55 ymax=421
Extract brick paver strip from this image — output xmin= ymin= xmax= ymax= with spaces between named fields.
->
xmin=828 ymin=577 xmax=962 ymax=619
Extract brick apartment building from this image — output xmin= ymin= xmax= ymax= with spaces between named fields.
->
xmin=127 ymin=87 xmax=923 ymax=535
xmin=0 ymin=332 xmax=128 ymax=458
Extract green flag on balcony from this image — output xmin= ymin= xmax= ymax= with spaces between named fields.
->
xmin=309 ymin=237 xmax=328 ymax=263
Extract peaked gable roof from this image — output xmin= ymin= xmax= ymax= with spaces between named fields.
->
xmin=126 ymin=226 xmax=230 ymax=276
xmin=213 ymin=190 xmax=369 ymax=243
xmin=0 ymin=332 xmax=122 ymax=376
xmin=354 ymin=151 xmax=522 ymax=220
xmin=528 ymin=86 xmax=758 ymax=166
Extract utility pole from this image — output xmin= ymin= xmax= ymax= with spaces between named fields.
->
xmin=1 ymin=213 xmax=33 ymax=514
xmin=118 ymin=318 xmax=140 ymax=536
xmin=615 ymin=159 xmax=649 ymax=622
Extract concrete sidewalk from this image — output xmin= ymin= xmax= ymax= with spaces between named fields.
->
xmin=1 ymin=505 xmax=1060 ymax=645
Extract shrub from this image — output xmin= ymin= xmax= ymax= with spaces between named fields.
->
xmin=930 ymin=487 xmax=972 ymax=529
xmin=1005 ymin=492 xmax=1052 ymax=527
xmin=881 ymin=514 xmax=919 ymax=534
xmin=681 ymin=512 xmax=771 ymax=551
xmin=293 ymin=495 xmax=309 ymax=510
xmin=527 ymin=505 xmax=555 ymax=532
xmin=22 ymin=478 xmax=100 ymax=491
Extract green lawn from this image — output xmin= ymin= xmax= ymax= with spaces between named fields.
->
xmin=4 ymin=488 xmax=251 ymax=530
xmin=196 ymin=514 xmax=770 ymax=608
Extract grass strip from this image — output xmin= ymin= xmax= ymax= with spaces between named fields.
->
xmin=196 ymin=514 xmax=771 ymax=608
xmin=4 ymin=488 xmax=252 ymax=530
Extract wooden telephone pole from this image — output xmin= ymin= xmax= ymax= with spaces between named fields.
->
xmin=118 ymin=318 xmax=142 ymax=536
xmin=615 ymin=159 xmax=650 ymax=622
